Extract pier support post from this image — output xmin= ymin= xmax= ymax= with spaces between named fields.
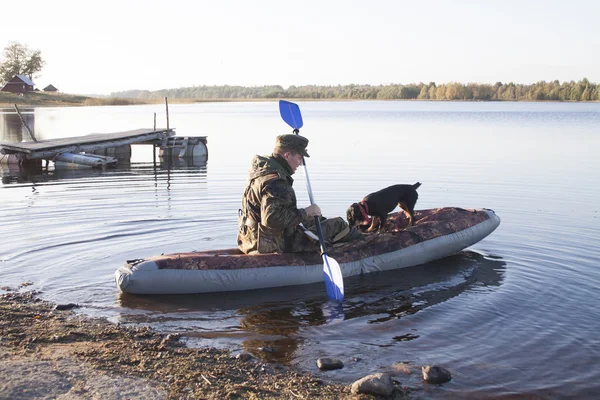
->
xmin=165 ymin=97 xmax=170 ymax=132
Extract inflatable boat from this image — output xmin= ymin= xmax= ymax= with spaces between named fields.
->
xmin=115 ymin=207 xmax=500 ymax=295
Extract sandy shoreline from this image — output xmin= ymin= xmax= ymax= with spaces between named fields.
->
xmin=0 ymin=287 xmax=413 ymax=399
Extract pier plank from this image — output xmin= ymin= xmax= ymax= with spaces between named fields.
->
xmin=0 ymin=128 xmax=179 ymax=163
xmin=0 ymin=128 xmax=173 ymax=154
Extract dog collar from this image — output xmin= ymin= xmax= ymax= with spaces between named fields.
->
xmin=358 ymin=201 xmax=371 ymax=224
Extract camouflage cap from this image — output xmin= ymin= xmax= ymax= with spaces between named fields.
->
xmin=275 ymin=134 xmax=310 ymax=157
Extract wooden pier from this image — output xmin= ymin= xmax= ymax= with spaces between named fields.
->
xmin=0 ymin=128 xmax=172 ymax=159
xmin=0 ymin=128 xmax=208 ymax=168
xmin=1 ymin=97 xmax=210 ymax=168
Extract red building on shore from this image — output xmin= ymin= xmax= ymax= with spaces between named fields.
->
xmin=1 ymin=75 xmax=35 ymax=94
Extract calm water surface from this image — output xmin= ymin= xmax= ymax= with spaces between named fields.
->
xmin=1 ymin=101 xmax=599 ymax=398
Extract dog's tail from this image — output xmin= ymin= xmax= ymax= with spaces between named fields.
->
xmin=413 ymin=182 xmax=422 ymax=190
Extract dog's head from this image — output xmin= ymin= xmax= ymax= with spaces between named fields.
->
xmin=346 ymin=203 xmax=361 ymax=227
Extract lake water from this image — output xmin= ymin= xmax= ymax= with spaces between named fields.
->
xmin=1 ymin=101 xmax=599 ymax=398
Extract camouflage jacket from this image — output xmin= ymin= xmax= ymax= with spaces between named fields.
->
xmin=237 ymin=154 xmax=307 ymax=254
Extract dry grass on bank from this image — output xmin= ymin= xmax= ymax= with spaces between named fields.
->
xmin=81 ymin=97 xmax=149 ymax=106
xmin=0 ymin=91 xmax=358 ymax=108
xmin=0 ymin=92 xmax=263 ymax=107
xmin=0 ymin=91 xmax=90 ymax=107
xmin=0 ymin=92 xmax=155 ymax=107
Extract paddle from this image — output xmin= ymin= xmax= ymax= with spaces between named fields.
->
xmin=278 ymin=100 xmax=344 ymax=302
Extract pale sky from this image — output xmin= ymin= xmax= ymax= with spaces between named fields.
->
xmin=2 ymin=0 xmax=599 ymax=95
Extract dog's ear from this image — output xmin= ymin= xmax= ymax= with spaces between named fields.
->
xmin=346 ymin=203 xmax=358 ymax=226
xmin=346 ymin=204 xmax=357 ymax=225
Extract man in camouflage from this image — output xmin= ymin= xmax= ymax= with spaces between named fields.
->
xmin=237 ymin=134 xmax=362 ymax=254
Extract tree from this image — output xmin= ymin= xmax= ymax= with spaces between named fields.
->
xmin=435 ymin=85 xmax=446 ymax=100
xmin=428 ymin=83 xmax=437 ymax=99
xmin=445 ymin=82 xmax=465 ymax=100
xmin=0 ymin=41 xmax=45 ymax=85
xmin=418 ymin=84 xmax=430 ymax=99
xmin=399 ymin=85 xmax=420 ymax=99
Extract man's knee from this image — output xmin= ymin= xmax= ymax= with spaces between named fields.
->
xmin=336 ymin=226 xmax=364 ymax=243
xmin=325 ymin=217 xmax=363 ymax=243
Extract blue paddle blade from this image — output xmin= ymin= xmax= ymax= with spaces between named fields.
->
xmin=279 ymin=100 xmax=304 ymax=130
xmin=322 ymin=254 xmax=344 ymax=302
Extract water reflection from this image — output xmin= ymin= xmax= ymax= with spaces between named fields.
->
xmin=1 ymin=153 xmax=208 ymax=185
xmin=159 ymin=154 xmax=208 ymax=169
xmin=117 ymin=251 xmax=506 ymax=364
xmin=0 ymin=161 xmax=44 ymax=184
xmin=0 ymin=107 xmax=36 ymax=142
xmin=341 ymin=251 xmax=506 ymax=323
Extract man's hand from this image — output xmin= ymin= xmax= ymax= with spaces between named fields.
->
xmin=304 ymin=204 xmax=322 ymax=218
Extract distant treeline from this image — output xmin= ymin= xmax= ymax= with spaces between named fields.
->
xmin=111 ymin=78 xmax=599 ymax=101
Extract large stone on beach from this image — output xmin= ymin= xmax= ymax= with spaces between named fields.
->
xmin=422 ymin=365 xmax=452 ymax=384
xmin=235 ymin=352 xmax=255 ymax=362
xmin=350 ymin=372 xmax=394 ymax=396
xmin=316 ymin=357 xmax=344 ymax=370
xmin=53 ymin=303 xmax=79 ymax=311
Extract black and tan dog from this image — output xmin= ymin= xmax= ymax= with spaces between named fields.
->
xmin=346 ymin=182 xmax=421 ymax=233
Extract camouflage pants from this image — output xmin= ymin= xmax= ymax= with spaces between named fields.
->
xmin=286 ymin=216 xmax=363 ymax=253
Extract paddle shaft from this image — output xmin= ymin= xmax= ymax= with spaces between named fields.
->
xmin=279 ymin=100 xmax=343 ymax=301
xmin=293 ymin=128 xmax=329 ymax=256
